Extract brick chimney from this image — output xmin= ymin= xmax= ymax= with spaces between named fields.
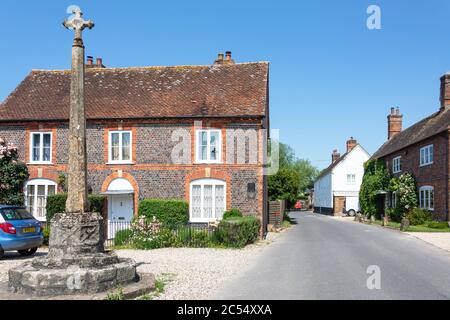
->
xmin=346 ymin=137 xmax=357 ymax=153
xmin=387 ymin=107 xmax=403 ymax=140
xmin=332 ymin=149 xmax=341 ymax=163
xmin=86 ymin=57 xmax=106 ymax=69
xmin=87 ymin=56 xmax=94 ymax=66
xmin=440 ymin=73 xmax=450 ymax=111
xmin=214 ymin=51 xmax=235 ymax=65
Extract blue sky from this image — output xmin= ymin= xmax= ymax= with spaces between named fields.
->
xmin=1 ymin=0 xmax=450 ymax=170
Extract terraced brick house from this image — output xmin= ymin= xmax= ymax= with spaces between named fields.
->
xmin=372 ymin=73 xmax=450 ymax=222
xmin=0 ymin=53 xmax=270 ymax=233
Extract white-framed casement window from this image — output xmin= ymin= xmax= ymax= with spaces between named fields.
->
xmin=420 ymin=145 xmax=434 ymax=167
xmin=419 ymin=186 xmax=434 ymax=211
xmin=347 ymin=174 xmax=356 ymax=185
xmin=24 ymin=179 xmax=57 ymax=221
xmin=109 ymin=131 xmax=132 ymax=164
xmin=391 ymin=192 xmax=399 ymax=208
xmin=30 ymin=132 xmax=52 ymax=164
xmin=190 ymin=179 xmax=226 ymax=222
xmin=195 ymin=129 xmax=222 ymax=163
xmin=392 ymin=156 xmax=402 ymax=173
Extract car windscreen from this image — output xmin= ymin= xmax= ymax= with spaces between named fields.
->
xmin=0 ymin=208 xmax=35 ymax=221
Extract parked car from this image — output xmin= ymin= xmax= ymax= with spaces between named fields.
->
xmin=0 ymin=205 xmax=43 ymax=259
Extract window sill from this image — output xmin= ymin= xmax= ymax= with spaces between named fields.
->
xmin=194 ymin=161 xmax=223 ymax=165
xmin=420 ymin=163 xmax=433 ymax=167
xmin=190 ymin=219 xmax=221 ymax=223
xmin=27 ymin=162 xmax=54 ymax=166
xmin=106 ymin=162 xmax=135 ymax=165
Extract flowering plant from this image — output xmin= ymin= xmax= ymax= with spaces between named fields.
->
xmin=0 ymin=138 xmax=29 ymax=205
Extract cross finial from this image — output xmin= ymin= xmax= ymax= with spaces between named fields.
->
xmin=63 ymin=7 xmax=94 ymax=46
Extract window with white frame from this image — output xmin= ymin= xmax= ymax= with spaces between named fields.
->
xmin=391 ymin=192 xmax=399 ymax=208
xmin=25 ymin=179 xmax=57 ymax=220
xmin=419 ymin=186 xmax=434 ymax=211
xmin=347 ymin=174 xmax=356 ymax=185
xmin=190 ymin=179 xmax=226 ymax=222
xmin=196 ymin=129 xmax=221 ymax=163
xmin=30 ymin=132 xmax=52 ymax=163
xmin=392 ymin=156 xmax=401 ymax=173
xmin=109 ymin=131 xmax=132 ymax=163
xmin=420 ymin=145 xmax=434 ymax=166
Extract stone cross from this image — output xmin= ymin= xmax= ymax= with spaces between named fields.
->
xmin=63 ymin=7 xmax=94 ymax=213
xmin=63 ymin=7 xmax=94 ymax=45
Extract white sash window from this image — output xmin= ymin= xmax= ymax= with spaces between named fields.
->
xmin=25 ymin=179 xmax=57 ymax=221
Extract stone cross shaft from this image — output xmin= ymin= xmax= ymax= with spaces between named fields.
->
xmin=63 ymin=7 xmax=94 ymax=213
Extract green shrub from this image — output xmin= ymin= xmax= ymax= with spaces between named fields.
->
xmin=386 ymin=207 xmax=403 ymax=223
xmin=406 ymin=208 xmax=433 ymax=226
xmin=42 ymin=225 xmax=50 ymax=246
xmin=114 ymin=229 xmax=133 ymax=246
xmin=216 ymin=216 xmax=261 ymax=248
xmin=222 ymin=209 xmax=243 ymax=220
xmin=426 ymin=221 xmax=449 ymax=229
xmin=138 ymin=199 xmax=189 ymax=230
xmin=46 ymin=193 xmax=106 ymax=222
xmin=190 ymin=230 xmax=210 ymax=247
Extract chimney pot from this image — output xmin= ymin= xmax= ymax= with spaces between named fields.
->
xmin=225 ymin=51 xmax=232 ymax=61
xmin=87 ymin=56 xmax=93 ymax=65
xmin=332 ymin=149 xmax=341 ymax=163
xmin=96 ymin=57 xmax=103 ymax=67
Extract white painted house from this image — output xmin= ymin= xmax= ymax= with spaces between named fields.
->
xmin=314 ymin=138 xmax=370 ymax=216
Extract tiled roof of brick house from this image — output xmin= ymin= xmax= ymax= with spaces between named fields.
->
xmin=0 ymin=62 xmax=269 ymax=122
xmin=372 ymin=107 xmax=450 ymax=159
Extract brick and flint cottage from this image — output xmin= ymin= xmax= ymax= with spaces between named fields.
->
xmin=0 ymin=53 xmax=270 ymax=231
xmin=372 ymin=73 xmax=450 ymax=222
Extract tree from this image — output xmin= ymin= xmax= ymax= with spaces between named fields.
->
xmin=359 ymin=159 xmax=390 ymax=217
xmin=0 ymin=138 xmax=29 ymax=205
xmin=268 ymin=142 xmax=319 ymax=205
xmin=294 ymin=159 xmax=319 ymax=192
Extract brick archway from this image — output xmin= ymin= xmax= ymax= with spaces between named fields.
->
xmin=101 ymin=172 xmax=139 ymax=216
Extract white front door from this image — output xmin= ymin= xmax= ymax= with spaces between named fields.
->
xmin=109 ymin=194 xmax=134 ymax=222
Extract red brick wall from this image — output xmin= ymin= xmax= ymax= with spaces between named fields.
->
xmin=383 ymin=131 xmax=449 ymax=221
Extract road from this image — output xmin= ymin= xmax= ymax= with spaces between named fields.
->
xmin=213 ymin=211 xmax=450 ymax=300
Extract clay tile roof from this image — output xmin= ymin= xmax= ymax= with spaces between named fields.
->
xmin=0 ymin=62 xmax=269 ymax=122
xmin=372 ymin=108 xmax=450 ymax=159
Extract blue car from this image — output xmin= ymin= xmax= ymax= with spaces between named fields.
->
xmin=0 ymin=205 xmax=44 ymax=259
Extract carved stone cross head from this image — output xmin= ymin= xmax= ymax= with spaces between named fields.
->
xmin=63 ymin=7 xmax=94 ymax=41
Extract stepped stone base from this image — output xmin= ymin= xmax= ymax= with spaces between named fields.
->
xmin=8 ymin=212 xmax=140 ymax=296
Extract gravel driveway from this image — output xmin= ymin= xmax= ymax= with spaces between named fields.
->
xmin=0 ymin=232 xmax=285 ymax=300
xmin=117 ymin=232 xmax=284 ymax=300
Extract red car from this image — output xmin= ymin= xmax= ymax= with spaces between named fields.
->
xmin=294 ymin=201 xmax=303 ymax=210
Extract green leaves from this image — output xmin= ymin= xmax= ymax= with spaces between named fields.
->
xmin=0 ymin=139 xmax=29 ymax=206
xmin=268 ymin=143 xmax=319 ymax=205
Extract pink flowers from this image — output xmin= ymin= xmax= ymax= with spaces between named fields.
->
xmin=0 ymin=138 xmax=18 ymax=160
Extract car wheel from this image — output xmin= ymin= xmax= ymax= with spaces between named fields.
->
xmin=18 ymin=247 xmax=38 ymax=257
xmin=0 ymin=248 xmax=4 ymax=260
xmin=348 ymin=209 xmax=356 ymax=217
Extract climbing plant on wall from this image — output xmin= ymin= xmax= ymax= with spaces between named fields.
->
xmin=0 ymin=138 xmax=29 ymax=205
xmin=359 ymin=159 xmax=390 ymax=217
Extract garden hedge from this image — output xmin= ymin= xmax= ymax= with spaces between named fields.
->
xmin=46 ymin=193 xmax=106 ymax=222
xmin=138 ymin=199 xmax=189 ymax=229
xmin=217 ymin=216 xmax=261 ymax=248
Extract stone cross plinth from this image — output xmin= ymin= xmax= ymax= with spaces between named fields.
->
xmin=8 ymin=7 xmax=138 ymax=297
